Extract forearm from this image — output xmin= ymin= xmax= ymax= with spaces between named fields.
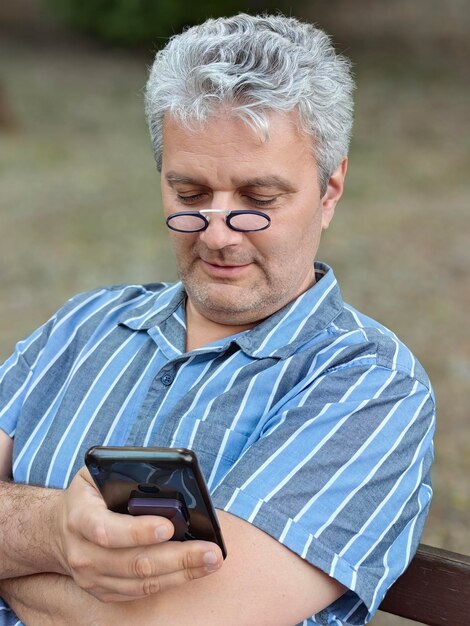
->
xmin=1 ymin=511 xmax=347 ymax=626
xmin=0 ymin=574 xmax=143 ymax=626
xmin=0 ymin=480 xmax=65 ymax=578
xmin=0 ymin=574 xmax=98 ymax=626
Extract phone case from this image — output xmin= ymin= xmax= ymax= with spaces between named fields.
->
xmin=85 ymin=446 xmax=227 ymax=558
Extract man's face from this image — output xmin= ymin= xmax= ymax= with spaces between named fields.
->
xmin=161 ymin=110 xmax=346 ymax=327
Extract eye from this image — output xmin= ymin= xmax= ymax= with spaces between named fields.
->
xmin=244 ymin=195 xmax=278 ymax=207
xmin=176 ymin=193 xmax=206 ymax=204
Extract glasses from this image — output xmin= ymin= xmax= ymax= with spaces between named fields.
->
xmin=166 ymin=209 xmax=271 ymax=233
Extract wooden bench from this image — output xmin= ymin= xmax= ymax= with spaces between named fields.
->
xmin=378 ymin=544 xmax=470 ymax=625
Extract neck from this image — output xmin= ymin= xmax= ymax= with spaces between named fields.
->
xmin=185 ymin=299 xmax=256 ymax=352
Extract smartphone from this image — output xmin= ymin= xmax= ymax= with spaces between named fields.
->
xmin=85 ymin=446 xmax=227 ymax=558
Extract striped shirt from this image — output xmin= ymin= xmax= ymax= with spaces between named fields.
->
xmin=0 ymin=263 xmax=435 ymax=626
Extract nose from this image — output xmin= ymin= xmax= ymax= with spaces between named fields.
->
xmin=199 ymin=212 xmax=243 ymax=250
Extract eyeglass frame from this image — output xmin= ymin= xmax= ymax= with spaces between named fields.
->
xmin=165 ymin=208 xmax=271 ymax=233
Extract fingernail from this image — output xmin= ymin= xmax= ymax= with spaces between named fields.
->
xmin=203 ymin=551 xmax=219 ymax=568
xmin=155 ymin=525 xmax=171 ymax=540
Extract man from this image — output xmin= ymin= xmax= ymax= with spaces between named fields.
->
xmin=0 ymin=13 xmax=434 ymax=626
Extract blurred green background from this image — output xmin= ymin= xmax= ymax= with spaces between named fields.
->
xmin=0 ymin=2 xmax=468 ymax=623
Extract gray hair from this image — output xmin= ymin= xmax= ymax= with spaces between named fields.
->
xmin=145 ymin=13 xmax=354 ymax=193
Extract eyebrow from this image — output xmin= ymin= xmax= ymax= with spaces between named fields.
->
xmin=165 ymin=172 xmax=296 ymax=193
xmin=237 ymin=176 xmax=296 ymax=193
xmin=165 ymin=173 xmax=201 ymax=186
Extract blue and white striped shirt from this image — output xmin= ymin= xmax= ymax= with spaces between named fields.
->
xmin=0 ymin=263 xmax=435 ymax=625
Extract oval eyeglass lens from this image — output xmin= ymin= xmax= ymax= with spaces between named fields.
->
xmin=168 ymin=214 xmax=206 ymax=231
xmin=229 ymin=212 xmax=269 ymax=231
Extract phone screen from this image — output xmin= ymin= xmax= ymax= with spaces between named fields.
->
xmin=85 ymin=446 xmax=227 ymax=558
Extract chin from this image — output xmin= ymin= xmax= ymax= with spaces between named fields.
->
xmin=188 ymin=286 xmax=264 ymax=319
xmin=203 ymin=306 xmax=265 ymax=328
xmin=198 ymin=295 xmax=259 ymax=317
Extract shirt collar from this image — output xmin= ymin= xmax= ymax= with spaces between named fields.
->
xmin=118 ymin=282 xmax=187 ymax=331
xmin=119 ymin=262 xmax=344 ymax=360
xmin=233 ymin=262 xmax=344 ymax=358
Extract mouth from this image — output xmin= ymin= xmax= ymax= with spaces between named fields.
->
xmin=200 ymin=259 xmax=253 ymax=278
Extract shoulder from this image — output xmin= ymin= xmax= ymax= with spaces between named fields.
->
xmin=58 ymin=282 xmax=171 ymax=313
xmin=322 ymin=302 xmax=433 ymax=395
xmin=51 ymin=282 xmax=176 ymax=327
xmin=18 ymin=282 xmax=181 ymax=366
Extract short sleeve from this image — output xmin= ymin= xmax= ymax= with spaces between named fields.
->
xmin=0 ymin=288 xmax=103 ymax=438
xmin=211 ymin=363 xmax=435 ymax=625
xmin=0 ymin=317 xmax=56 ymax=438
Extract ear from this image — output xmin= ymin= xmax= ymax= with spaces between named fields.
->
xmin=321 ymin=158 xmax=348 ymax=229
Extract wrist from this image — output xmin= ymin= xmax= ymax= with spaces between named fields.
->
xmin=0 ymin=481 xmax=67 ymax=577
xmin=46 ymin=487 xmax=70 ymax=575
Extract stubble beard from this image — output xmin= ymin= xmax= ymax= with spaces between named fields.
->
xmin=173 ymin=238 xmax=316 ymax=325
xmin=178 ymin=260 xmax=292 ymax=325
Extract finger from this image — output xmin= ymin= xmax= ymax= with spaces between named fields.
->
xmin=70 ymin=469 xmax=175 ymax=549
xmin=87 ymin=561 xmax=221 ymax=602
xmin=73 ymin=509 xmax=175 ymax=549
xmin=80 ymin=539 xmax=222 ymax=581
xmin=69 ymin=539 xmax=222 ymax=599
xmin=120 ymin=540 xmax=223 ymax=580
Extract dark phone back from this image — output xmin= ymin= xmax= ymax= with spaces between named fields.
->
xmin=85 ymin=446 xmax=226 ymax=558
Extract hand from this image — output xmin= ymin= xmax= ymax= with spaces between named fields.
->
xmin=53 ymin=467 xmax=223 ymax=602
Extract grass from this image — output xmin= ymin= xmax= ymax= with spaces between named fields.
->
xmin=0 ymin=26 xmax=468 ymax=576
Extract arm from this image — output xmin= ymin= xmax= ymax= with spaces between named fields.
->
xmin=0 ymin=426 xmax=65 ymax=578
xmin=1 ymin=511 xmax=345 ymax=626
xmin=0 ymin=431 xmax=223 ymax=599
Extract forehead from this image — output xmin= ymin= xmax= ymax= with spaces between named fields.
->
xmin=161 ymin=110 xmax=317 ymax=185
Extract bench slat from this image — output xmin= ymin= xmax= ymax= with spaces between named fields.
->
xmin=379 ymin=544 xmax=470 ymax=625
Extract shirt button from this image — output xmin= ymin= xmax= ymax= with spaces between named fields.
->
xmin=161 ymin=373 xmax=174 ymax=386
